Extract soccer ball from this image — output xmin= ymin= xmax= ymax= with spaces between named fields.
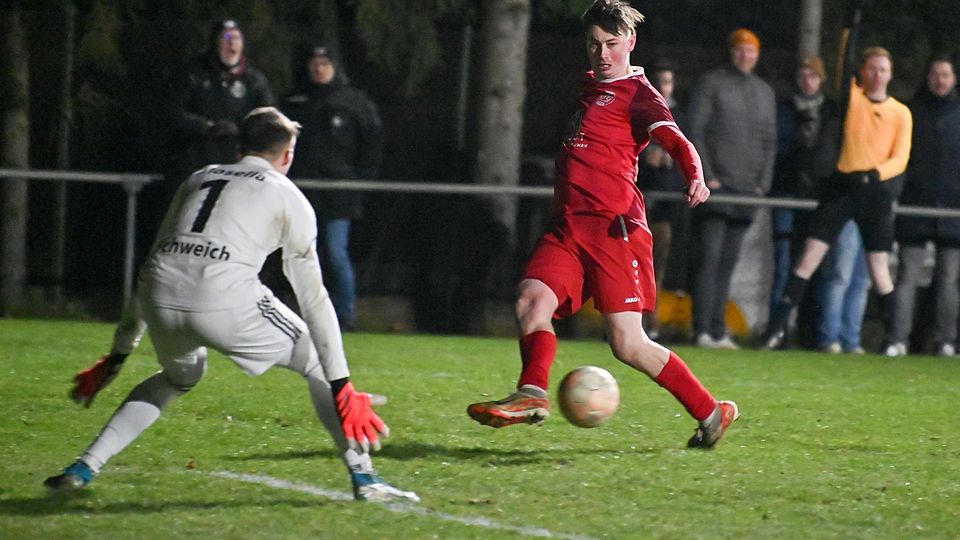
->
xmin=557 ymin=365 xmax=620 ymax=428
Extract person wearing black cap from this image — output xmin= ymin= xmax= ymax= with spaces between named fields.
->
xmin=282 ymin=41 xmax=383 ymax=331
xmin=170 ymin=19 xmax=275 ymax=179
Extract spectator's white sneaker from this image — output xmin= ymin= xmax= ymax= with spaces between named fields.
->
xmin=822 ymin=343 xmax=842 ymax=354
xmin=713 ymin=335 xmax=740 ymax=350
xmin=695 ymin=333 xmax=716 ymax=348
xmin=883 ymin=342 xmax=907 ymax=357
xmin=938 ymin=343 xmax=957 ymax=358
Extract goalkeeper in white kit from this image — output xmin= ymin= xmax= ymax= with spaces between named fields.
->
xmin=44 ymin=106 xmax=418 ymax=503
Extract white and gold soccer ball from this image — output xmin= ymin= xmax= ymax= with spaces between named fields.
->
xmin=557 ymin=365 xmax=620 ymax=428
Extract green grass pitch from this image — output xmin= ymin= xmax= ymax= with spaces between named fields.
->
xmin=1 ymin=318 xmax=959 ymax=539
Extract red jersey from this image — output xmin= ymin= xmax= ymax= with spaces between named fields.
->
xmin=555 ymin=68 xmax=678 ymax=221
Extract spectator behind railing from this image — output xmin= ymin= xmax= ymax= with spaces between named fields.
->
xmin=687 ymin=28 xmax=777 ymax=350
xmin=762 ymin=47 xmax=913 ymax=352
xmin=769 ymin=56 xmax=842 ymax=350
xmin=281 ymin=41 xmax=384 ymax=331
xmin=169 ymin=19 xmax=275 ymax=184
xmin=139 ymin=19 xmax=277 ymax=271
xmin=636 ymin=59 xmax=685 ymax=341
xmin=888 ymin=56 xmax=960 ymax=357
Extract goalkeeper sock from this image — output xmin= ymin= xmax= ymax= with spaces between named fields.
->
xmin=654 ymin=351 xmax=716 ymax=422
xmin=517 ymin=330 xmax=557 ymax=391
xmin=81 ymin=373 xmax=182 ymax=472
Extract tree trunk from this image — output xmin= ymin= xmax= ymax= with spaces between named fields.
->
xmin=473 ymin=0 xmax=531 ymax=247
xmin=52 ymin=0 xmax=76 ymax=303
xmin=1 ymin=0 xmax=30 ymax=315
xmin=798 ymin=0 xmax=823 ymax=60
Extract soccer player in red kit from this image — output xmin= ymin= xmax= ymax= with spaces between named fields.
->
xmin=467 ymin=0 xmax=739 ymax=448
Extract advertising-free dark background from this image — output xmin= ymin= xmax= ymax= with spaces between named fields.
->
xmin=15 ymin=2 xmax=949 ymax=329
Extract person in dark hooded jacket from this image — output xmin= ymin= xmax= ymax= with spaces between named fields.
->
xmin=139 ymin=19 xmax=273 ymax=270
xmin=170 ymin=19 xmax=275 ymax=178
xmin=282 ymin=42 xmax=383 ymax=330
xmin=888 ymin=56 xmax=960 ymax=357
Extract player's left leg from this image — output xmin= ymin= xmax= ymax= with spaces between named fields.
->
xmin=45 ymin=306 xmax=203 ymax=491
xmin=603 ymin=311 xmax=739 ymax=449
xmin=763 ymin=189 xmax=855 ymax=350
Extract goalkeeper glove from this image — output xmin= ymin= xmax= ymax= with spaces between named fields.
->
xmin=70 ymin=353 xmax=127 ymax=408
xmin=335 ymin=381 xmax=389 ymax=453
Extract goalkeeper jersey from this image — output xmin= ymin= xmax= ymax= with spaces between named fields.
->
xmin=130 ymin=154 xmax=350 ymax=382
xmin=140 ymin=155 xmax=319 ymax=311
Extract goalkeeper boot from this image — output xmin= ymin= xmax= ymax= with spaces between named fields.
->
xmin=44 ymin=460 xmax=94 ymax=491
xmin=687 ymin=400 xmax=740 ymax=449
xmin=467 ymin=386 xmax=550 ymax=428
xmin=350 ymin=471 xmax=420 ymax=503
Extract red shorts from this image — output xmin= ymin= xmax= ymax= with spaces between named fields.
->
xmin=523 ymin=214 xmax=656 ymax=318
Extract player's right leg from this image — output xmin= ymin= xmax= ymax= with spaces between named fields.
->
xmin=241 ymin=296 xmax=417 ymax=502
xmin=467 ymin=279 xmax=558 ymax=428
xmin=763 ymin=191 xmax=853 ymax=350
xmin=761 ymin=237 xmax=833 ymax=349
xmin=46 ymin=306 xmax=203 ymax=491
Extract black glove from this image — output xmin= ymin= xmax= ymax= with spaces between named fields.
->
xmin=837 ymin=169 xmax=881 ymax=187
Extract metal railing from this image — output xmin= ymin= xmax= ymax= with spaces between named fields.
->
xmin=295 ymin=179 xmax=960 ymax=218
xmin=0 ymin=168 xmax=160 ymax=305
xmin=4 ymin=168 xmax=960 ymax=311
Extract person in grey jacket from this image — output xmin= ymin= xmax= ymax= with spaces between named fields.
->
xmin=686 ymin=28 xmax=777 ymax=349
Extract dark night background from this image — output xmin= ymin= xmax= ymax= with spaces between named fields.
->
xmin=10 ymin=1 xmax=960 ymax=329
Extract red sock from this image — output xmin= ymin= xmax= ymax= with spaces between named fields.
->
xmin=654 ymin=351 xmax=716 ymax=421
xmin=517 ymin=331 xmax=557 ymax=390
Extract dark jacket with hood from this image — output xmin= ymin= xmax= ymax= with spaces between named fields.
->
xmin=897 ymin=85 xmax=960 ymax=243
xmin=282 ymin=46 xmax=383 ymax=221
xmin=170 ymin=20 xmax=275 ymax=175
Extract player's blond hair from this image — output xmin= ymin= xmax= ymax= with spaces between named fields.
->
xmin=241 ymin=107 xmax=301 ymax=156
xmin=582 ymin=0 xmax=645 ymax=37
xmin=862 ymin=46 xmax=893 ymax=67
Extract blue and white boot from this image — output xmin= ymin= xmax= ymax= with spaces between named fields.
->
xmin=44 ymin=460 xmax=95 ymax=491
xmin=350 ymin=470 xmax=420 ymax=503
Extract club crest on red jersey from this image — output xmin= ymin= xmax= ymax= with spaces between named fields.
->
xmin=595 ymin=91 xmax=616 ymax=106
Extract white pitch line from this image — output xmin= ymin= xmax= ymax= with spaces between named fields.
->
xmin=209 ymin=470 xmax=598 ymax=540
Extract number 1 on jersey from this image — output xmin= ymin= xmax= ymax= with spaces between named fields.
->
xmin=191 ymin=179 xmax=229 ymax=233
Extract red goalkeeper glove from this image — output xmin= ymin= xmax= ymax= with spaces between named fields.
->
xmin=70 ymin=353 xmax=127 ymax=408
xmin=335 ymin=382 xmax=389 ymax=453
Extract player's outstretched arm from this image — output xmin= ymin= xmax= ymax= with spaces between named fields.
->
xmin=71 ymin=352 xmax=127 ymax=408
xmin=651 ymin=123 xmax=710 ymax=207
xmin=71 ymin=296 xmax=147 ymax=408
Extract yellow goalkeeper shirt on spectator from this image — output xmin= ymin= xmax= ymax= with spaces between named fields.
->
xmin=837 ymin=79 xmax=912 ymax=181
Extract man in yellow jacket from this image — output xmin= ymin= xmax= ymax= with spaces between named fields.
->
xmin=762 ymin=46 xmax=912 ymax=351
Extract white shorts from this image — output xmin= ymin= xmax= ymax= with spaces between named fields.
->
xmin=141 ymin=290 xmax=320 ymax=388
